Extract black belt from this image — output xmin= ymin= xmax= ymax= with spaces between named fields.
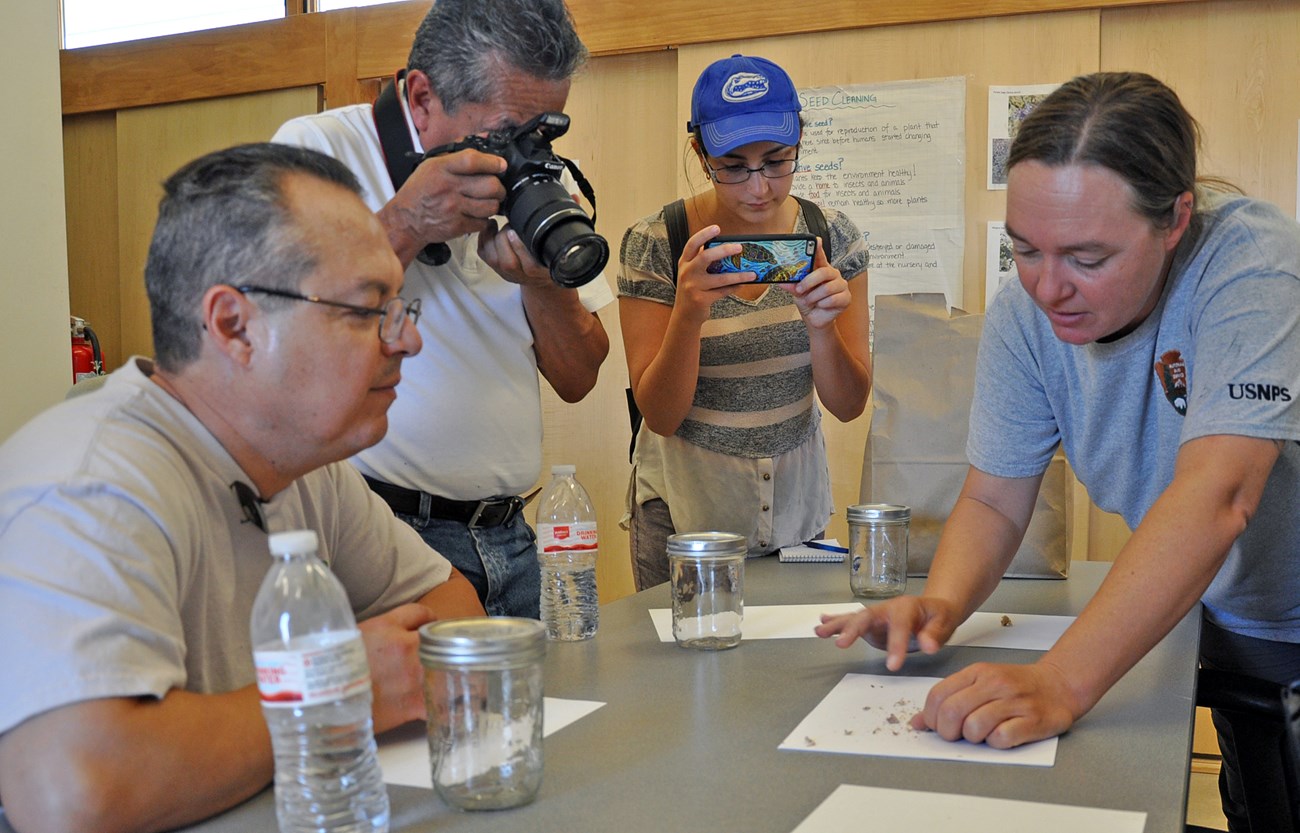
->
xmin=363 ymin=476 xmax=524 ymax=529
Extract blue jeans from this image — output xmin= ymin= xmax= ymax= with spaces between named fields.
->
xmin=396 ymin=511 xmax=540 ymax=619
xmin=1200 ymin=617 xmax=1300 ymax=833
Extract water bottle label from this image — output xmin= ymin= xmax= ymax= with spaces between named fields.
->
xmin=254 ymin=631 xmax=371 ymax=708
xmin=537 ymin=521 xmax=598 ymax=552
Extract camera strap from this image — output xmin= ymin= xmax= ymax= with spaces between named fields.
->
xmin=372 ymin=70 xmax=420 ymax=193
xmin=560 ymin=157 xmax=598 ymax=225
xmin=372 ymin=70 xmax=451 ymax=266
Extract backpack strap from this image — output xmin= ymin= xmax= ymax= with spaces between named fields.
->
xmin=793 ymin=196 xmax=833 ymax=262
xmin=628 ymin=198 xmax=689 ymax=462
xmin=662 ymin=198 xmax=690 ymax=285
xmin=625 ymin=387 xmax=643 ymax=464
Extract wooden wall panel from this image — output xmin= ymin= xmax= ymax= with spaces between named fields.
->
xmin=571 ymin=0 xmax=1189 ymax=57
xmin=323 ymin=10 xmax=365 ymax=109
xmin=353 ymin=1 xmax=427 ymax=81
xmin=60 ymin=15 xmax=328 ymax=114
xmin=59 ymin=0 xmax=1202 ymax=115
xmin=542 ymin=50 xmax=680 ymax=603
xmin=111 ymin=87 xmax=322 ymax=362
xmin=63 ymin=112 xmax=122 ymax=372
xmin=1102 ymin=0 xmax=1300 ymax=219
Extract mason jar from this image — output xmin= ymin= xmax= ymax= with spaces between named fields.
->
xmin=418 ymin=617 xmax=546 ymax=810
xmin=847 ymin=504 xmax=911 ymax=599
xmin=666 ymin=531 xmax=746 ymax=650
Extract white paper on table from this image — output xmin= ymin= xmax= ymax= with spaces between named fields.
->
xmin=377 ymin=697 xmax=604 ymax=788
xmin=649 ymin=605 xmax=1072 ymax=648
xmin=794 ymin=784 xmax=1146 ymax=832
xmin=649 ymin=603 xmax=864 ymax=642
xmin=947 ymin=611 xmax=1074 ymax=651
xmin=779 ymin=673 xmax=1057 ymax=766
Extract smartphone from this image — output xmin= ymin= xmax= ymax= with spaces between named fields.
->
xmin=705 ymin=233 xmax=816 ymax=283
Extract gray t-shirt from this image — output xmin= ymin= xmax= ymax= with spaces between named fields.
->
xmin=0 ymin=359 xmax=453 ymax=734
xmin=969 ymin=193 xmax=1300 ymax=641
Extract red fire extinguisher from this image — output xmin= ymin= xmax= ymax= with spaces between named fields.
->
xmin=71 ymin=316 xmax=104 ymax=383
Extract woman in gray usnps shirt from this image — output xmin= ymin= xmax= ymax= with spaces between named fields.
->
xmin=817 ymin=71 xmax=1300 ymax=832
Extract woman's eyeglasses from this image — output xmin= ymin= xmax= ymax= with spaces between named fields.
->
xmin=703 ymin=156 xmax=800 ymax=185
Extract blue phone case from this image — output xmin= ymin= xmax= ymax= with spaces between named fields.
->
xmin=706 ymin=234 xmax=816 ymax=283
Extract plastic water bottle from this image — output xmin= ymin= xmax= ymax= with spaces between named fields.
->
xmin=535 ymin=464 xmax=599 ymax=641
xmin=250 ymin=529 xmax=389 ymax=833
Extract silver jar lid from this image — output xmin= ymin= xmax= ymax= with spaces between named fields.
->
xmin=666 ymin=531 xmax=747 ymax=556
xmin=847 ymin=503 xmax=911 ymax=523
xmin=419 ymin=617 xmax=546 ymax=669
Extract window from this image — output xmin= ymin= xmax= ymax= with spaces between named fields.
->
xmin=315 ymin=0 xmax=404 ymax=10
xmin=62 ymin=0 xmax=284 ymax=49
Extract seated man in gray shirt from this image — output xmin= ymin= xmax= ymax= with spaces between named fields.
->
xmin=0 ymin=143 xmax=484 ymax=833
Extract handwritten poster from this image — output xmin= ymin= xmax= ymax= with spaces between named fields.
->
xmin=792 ymin=77 xmax=966 ymax=310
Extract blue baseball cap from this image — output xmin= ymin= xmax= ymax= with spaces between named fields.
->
xmin=689 ymin=54 xmax=802 ymax=157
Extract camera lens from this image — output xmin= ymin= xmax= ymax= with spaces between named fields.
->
xmin=505 ymin=176 xmax=608 ymax=288
xmin=546 ymin=230 xmax=610 ymax=289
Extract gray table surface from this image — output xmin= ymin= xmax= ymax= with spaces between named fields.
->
xmin=1 ymin=559 xmax=1201 ymax=833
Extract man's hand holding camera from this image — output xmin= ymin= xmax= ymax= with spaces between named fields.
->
xmin=378 ymin=111 xmax=610 ymax=401
xmin=414 ymin=113 xmax=608 ymax=290
xmin=380 ymin=147 xmax=508 ymax=268
xmin=478 ymin=219 xmax=559 ymax=288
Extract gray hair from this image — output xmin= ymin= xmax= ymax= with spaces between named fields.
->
xmin=407 ymin=0 xmax=587 ymax=115
xmin=1007 ymin=72 xmax=1202 ymax=235
xmin=145 ymin=142 xmax=362 ymax=372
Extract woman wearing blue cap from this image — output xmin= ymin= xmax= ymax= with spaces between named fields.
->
xmin=617 ymin=54 xmax=873 ymax=590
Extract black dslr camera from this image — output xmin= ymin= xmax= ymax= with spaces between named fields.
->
xmin=420 ymin=112 xmax=608 ymax=289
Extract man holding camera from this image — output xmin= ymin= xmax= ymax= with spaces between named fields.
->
xmin=273 ymin=0 xmax=613 ymax=618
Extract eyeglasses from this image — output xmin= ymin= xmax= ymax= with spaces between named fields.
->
xmin=236 ymin=285 xmax=422 ymax=344
xmin=704 ymin=155 xmax=800 ymax=185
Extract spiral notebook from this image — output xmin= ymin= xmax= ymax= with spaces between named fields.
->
xmin=779 ymin=539 xmax=847 ymax=563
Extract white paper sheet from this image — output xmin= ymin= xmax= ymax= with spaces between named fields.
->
xmin=779 ymin=673 xmax=1057 ymax=766
xmin=947 ymin=611 xmax=1074 ymax=651
xmin=650 ymin=605 xmax=1071 ymax=649
xmin=649 ymin=603 xmax=864 ymax=642
xmin=794 ymin=784 xmax=1146 ymax=832
xmin=376 ymin=697 xmax=605 ymax=788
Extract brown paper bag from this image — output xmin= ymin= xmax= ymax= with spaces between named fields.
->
xmin=861 ymin=293 xmax=1068 ymax=578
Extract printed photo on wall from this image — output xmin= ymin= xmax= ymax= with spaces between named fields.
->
xmin=987 ymin=83 xmax=1059 ymax=189
xmin=985 ymin=220 xmax=1017 ymax=305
